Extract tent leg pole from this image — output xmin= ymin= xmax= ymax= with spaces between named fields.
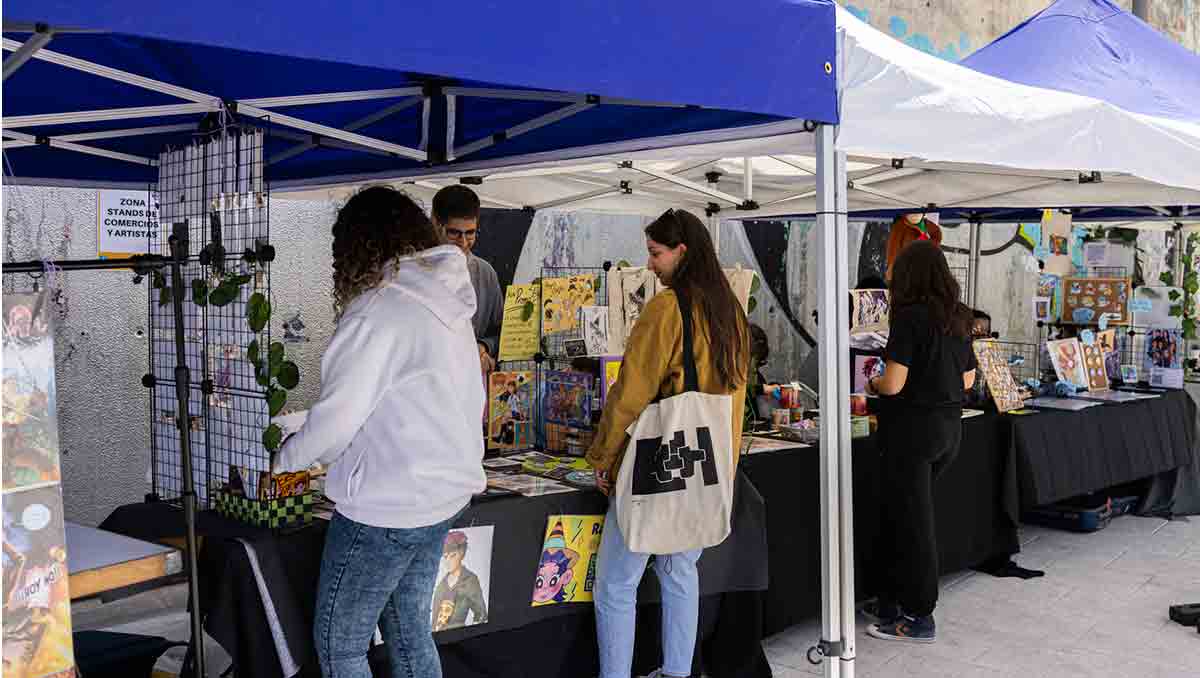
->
xmin=834 ymin=146 xmax=856 ymax=678
xmin=814 ymin=122 xmax=843 ymax=678
xmin=967 ymin=217 xmax=982 ymax=308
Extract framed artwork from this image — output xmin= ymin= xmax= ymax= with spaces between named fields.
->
xmin=1046 ymin=338 xmax=1088 ymax=389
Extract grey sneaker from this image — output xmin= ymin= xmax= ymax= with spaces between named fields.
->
xmin=867 ymin=614 xmax=936 ymax=643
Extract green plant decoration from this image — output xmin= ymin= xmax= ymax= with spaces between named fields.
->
xmin=1162 ymin=233 xmax=1199 ymax=341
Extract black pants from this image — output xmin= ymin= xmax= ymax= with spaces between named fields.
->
xmin=876 ymin=408 xmax=962 ymax=618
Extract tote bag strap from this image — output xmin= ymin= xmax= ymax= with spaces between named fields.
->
xmin=675 ymin=290 xmax=700 ymax=394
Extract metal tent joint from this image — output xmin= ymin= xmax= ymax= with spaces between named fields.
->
xmin=807 ymin=639 xmax=845 ymax=665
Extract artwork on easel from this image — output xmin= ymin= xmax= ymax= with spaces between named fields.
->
xmin=431 ymin=526 xmax=493 ymax=633
xmin=1144 ymin=328 xmax=1184 ymax=388
xmin=850 ymin=289 xmax=890 ymax=334
xmin=579 ymin=306 xmax=609 ymax=357
xmin=972 ymin=340 xmax=1025 ymax=412
xmin=2 ymin=484 xmax=75 ymax=678
xmin=3 ymin=294 xmax=61 ymax=491
xmin=1046 ymin=338 xmax=1088 ymax=389
xmin=488 ymin=371 xmax=535 ymax=450
xmin=542 ymin=371 xmax=593 ymax=429
xmin=1061 ymin=277 xmax=1130 ymax=325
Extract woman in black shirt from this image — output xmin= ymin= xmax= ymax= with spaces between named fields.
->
xmin=865 ymin=241 xmax=977 ymax=643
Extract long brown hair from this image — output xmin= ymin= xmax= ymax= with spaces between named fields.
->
xmin=645 ymin=209 xmax=749 ymax=391
xmin=331 ymin=186 xmax=444 ymax=318
xmin=888 ymin=240 xmax=973 ymax=338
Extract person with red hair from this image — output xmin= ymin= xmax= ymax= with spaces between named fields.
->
xmin=886 ymin=214 xmax=942 ymax=281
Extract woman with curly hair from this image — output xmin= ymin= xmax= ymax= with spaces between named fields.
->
xmin=273 ymin=186 xmax=485 ymax=678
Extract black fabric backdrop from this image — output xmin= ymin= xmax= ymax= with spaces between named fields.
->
xmin=1011 ymin=389 xmax=1196 ymax=509
xmin=473 ymin=208 xmax=535 ymax=290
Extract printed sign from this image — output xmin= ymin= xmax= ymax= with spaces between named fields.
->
xmin=97 ymin=189 xmax=160 ymax=258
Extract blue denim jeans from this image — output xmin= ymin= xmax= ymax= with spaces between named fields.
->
xmin=594 ymin=505 xmax=703 ymax=678
xmin=314 ymin=510 xmax=458 ymax=678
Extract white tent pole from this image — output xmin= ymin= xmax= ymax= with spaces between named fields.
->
xmin=814 ymin=122 xmax=843 ymax=678
xmin=743 ymin=156 xmax=754 ymax=204
xmin=454 ymin=102 xmax=595 ymax=158
xmin=240 ymin=87 xmax=423 ymax=108
xmin=834 ymin=146 xmax=856 ymax=678
xmin=5 ymin=103 xmax=217 ymax=128
xmin=269 ymin=97 xmax=424 ymax=165
xmin=237 ymin=103 xmax=427 ymax=161
xmin=2 ymin=29 xmax=53 ymax=80
xmin=2 ymin=129 xmax=157 ymax=166
xmin=628 ymin=163 xmax=744 ymax=205
xmin=968 ymin=218 xmax=983 ymax=308
xmin=445 ymin=94 xmax=458 ymax=162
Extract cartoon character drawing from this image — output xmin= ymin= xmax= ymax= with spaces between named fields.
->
xmin=532 ymin=520 xmax=580 ymax=605
xmin=431 ymin=530 xmax=488 ymax=632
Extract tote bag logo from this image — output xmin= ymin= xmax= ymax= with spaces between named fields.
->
xmin=630 ymin=428 xmax=718 ymax=496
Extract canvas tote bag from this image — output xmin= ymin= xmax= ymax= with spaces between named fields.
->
xmin=613 ymin=292 xmax=736 ymax=554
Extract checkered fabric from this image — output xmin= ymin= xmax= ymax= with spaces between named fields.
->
xmin=215 ymin=491 xmax=314 ymax=529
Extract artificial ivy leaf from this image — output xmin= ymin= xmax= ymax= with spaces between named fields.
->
xmin=247 ymin=339 xmax=260 ymax=367
xmin=230 ymin=274 xmax=252 ymax=286
xmin=1169 ymin=306 xmax=1183 ymax=317
xmin=263 ymin=423 xmax=283 ymax=452
xmin=247 ymin=293 xmax=271 ymax=333
xmin=268 ymin=342 xmax=285 ymax=369
xmin=521 ymin=300 xmax=534 ymax=323
xmin=267 ymin=388 xmax=287 ymax=417
xmin=159 ymin=286 xmax=173 ymax=307
xmin=1169 ymin=290 xmax=1182 ymax=301
xmin=593 ymin=277 xmax=602 ymax=293
xmin=278 ymin=361 xmax=300 ymax=390
xmin=208 ymin=283 xmax=237 ymax=307
xmin=152 ymin=270 xmax=167 ymax=289
xmin=255 ymin=363 xmax=270 ymax=387
xmin=1160 ymin=271 xmax=1175 ymax=285
xmin=750 ymin=274 xmax=761 ymax=295
xmin=191 ymin=279 xmax=209 ymax=307
xmin=616 ymin=260 xmax=631 ymax=269
xmin=1184 ymin=318 xmax=1197 ymax=341
xmin=748 ymin=297 xmax=758 ymax=314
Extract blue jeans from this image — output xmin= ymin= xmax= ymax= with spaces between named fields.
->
xmin=594 ymin=506 xmax=703 ymax=678
xmin=314 ymin=510 xmax=458 ymax=678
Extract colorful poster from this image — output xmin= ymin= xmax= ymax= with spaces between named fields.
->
xmin=542 ymin=371 xmax=593 ymax=429
xmin=488 ymin=372 xmax=535 ymax=450
xmin=3 ymin=294 xmax=61 ymax=492
xmin=973 ymin=340 xmax=1025 ymax=412
xmin=579 ymin=306 xmax=609 ymax=357
xmin=852 ymin=354 xmax=884 ymax=394
xmin=498 ymin=284 xmax=541 ymax=361
xmin=1060 ymin=277 xmax=1130 ymax=325
xmin=850 ymin=289 xmax=890 ymax=334
xmin=1047 ymin=338 xmax=1088 ymax=389
xmin=3 ymin=485 xmax=75 ymax=678
xmin=1144 ymin=328 xmax=1184 ymax=388
xmin=1041 ymin=209 xmax=1074 ymax=276
xmin=541 ymin=275 xmax=597 ymax=334
xmin=1036 ymin=273 xmax=1060 ymax=323
xmin=1080 ymin=341 xmax=1110 ymax=392
xmin=532 ymin=515 xmax=605 ymax=607
xmin=432 ymin=526 xmax=493 ymax=633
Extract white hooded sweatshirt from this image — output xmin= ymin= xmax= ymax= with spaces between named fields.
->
xmin=274 ymin=245 xmax=486 ymax=529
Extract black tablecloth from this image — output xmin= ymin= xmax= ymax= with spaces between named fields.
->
xmin=740 ymin=411 xmax=1020 ymax=636
xmin=1011 ymin=390 xmax=1196 ymax=509
xmin=104 ymin=472 xmax=769 ymax=678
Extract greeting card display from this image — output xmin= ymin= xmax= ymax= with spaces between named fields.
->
xmin=1060 ymin=277 xmax=1130 ymax=325
xmin=972 ymin=340 xmax=1025 ymax=412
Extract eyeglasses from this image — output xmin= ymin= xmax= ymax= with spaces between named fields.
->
xmin=446 ymin=227 xmax=478 ymax=240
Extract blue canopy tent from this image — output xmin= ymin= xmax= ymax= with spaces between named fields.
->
xmin=2 ymin=4 xmax=865 ymax=678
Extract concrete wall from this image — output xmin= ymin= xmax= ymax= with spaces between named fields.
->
xmin=840 ymin=0 xmax=1198 ymax=57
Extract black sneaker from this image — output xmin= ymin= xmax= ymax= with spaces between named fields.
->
xmin=858 ymin=598 xmax=901 ymax=624
xmin=867 ymin=614 xmax=936 ymax=643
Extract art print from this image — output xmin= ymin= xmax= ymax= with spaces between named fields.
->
xmin=579 ymin=306 xmax=609 ymax=356
xmin=850 ymin=289 xmax=890 ymax=334
xmin=852 ymin=354 xmax=884 ymax=394
xmin=1041 ymin=209 xmax=1074 ymax=276
xmin=3 ymin=485 xmax=75 ymax=678
xmin=972 ymin=340 xmax=1025 ymax=412
xmin=600 ymin=357 xmax=623 ymax=404
xmin=488 ymin=372 xmax=535 ymax=450
xmin=498 ymin=284 xmax=541 ymax=361
xmin=607 ymin=267 xmax=662 ymax=353
xmin=541 ymin=275 xmax=597 ymax=334
xmin=1060 ymin=277 xmax=1130 ymax=325
xmin=1032 ymin=297 xmax=1052 ymax=324
xmin=431 ymin=526 xmax=492 ymax=633
xmin=1036 ymin=274 xmax=1060 ymax=322
xmin=1046 ymin=338 xmax=1088 ymax=389
xmin=3 ymin=294 xmax=61 ymax=491
xmin=532 ymin=515 xmax=605 ymax=606
xmin=542 ymin=371 xmax=593 ymax=428
xmin=1144 ymin=328 xmax=1183 ymax=388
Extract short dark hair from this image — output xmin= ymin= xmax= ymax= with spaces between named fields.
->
xmin=431 ymin=185 xmax=480 ymax=225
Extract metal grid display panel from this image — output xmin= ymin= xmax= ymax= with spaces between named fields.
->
xmin=989 ymin=340 xmax=1041 ymax=384
xmin=149 ymin=128 xmax=271 ymax=508
xmin=949 ymin=266 xmax=968 ymax=302
xmin=538 ymin=267 xmax=606 ymax=454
